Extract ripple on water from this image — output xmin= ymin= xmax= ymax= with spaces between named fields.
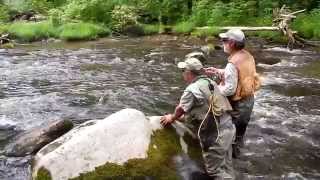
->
xmin=0 ymin=93 xmax=68 ymax=130
xmin=0 ymin=156 xmax=32 ymax=180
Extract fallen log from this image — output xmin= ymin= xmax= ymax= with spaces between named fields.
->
xmin=197 ymin=26 xmax=279 ymax=31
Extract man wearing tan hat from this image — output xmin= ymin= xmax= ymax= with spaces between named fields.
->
xmin=161 ymin=57 xmax=235 ymax=179
xmin=205 ymin=29 xmax=260 ymax=158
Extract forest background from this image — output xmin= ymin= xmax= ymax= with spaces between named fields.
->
xmin=0 ymin=0 xmax=319 ymax=42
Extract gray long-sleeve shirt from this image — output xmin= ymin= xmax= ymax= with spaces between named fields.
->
xmin=219 ymin=63 xmax=238 ymax=97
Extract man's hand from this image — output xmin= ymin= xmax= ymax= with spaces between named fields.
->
xmin=205 ymin=67 xmax=218 ymax=71
xmin=204 ymin=67 xmax=219 ymax=76
xmin=160 ymin=114 xmax=175 ymax=126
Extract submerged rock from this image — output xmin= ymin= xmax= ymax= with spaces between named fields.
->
xmin=4 ymin=119 xmax=73 ymax=157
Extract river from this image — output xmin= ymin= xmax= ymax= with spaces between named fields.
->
xmin=0 ymin=36 xmax=319 ymax=179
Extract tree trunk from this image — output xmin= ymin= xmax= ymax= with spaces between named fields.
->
xmin=187 ymin=0 xmax=193 ymax=15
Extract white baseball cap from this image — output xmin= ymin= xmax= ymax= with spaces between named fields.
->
xmin=219 ymin=29 xmax=245 ymax=42
xmin=177 ymin=57 xmax=203 ymax=71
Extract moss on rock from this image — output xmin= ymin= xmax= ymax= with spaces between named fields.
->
xmin=35 ymin=167 xmax=52 ymax=180
xmin=70 ymin=127 xmax=182 ymax=179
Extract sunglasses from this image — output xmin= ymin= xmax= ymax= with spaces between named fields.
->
xmin=181 ymin=68 xmax=191 ymax=73
xmin=220 ymin=38 xmax=229 ymax=42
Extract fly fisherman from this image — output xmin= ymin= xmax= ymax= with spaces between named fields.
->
xmin=160 ymin=57 xmax=235 ymax=179
xmin=205 ymin=29 xmax=260 ymax=158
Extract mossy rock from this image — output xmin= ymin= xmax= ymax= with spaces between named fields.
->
xmin=70 ymin=127 xmax=182 ymax=180
xmin=35 ymin=167 xmax=52 ymax=180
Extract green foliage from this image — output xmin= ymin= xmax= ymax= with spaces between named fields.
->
xmin=4 ymin=0 xmax=33 ymax=12
xmin=70 ymin=128 xmax=182 ymax=179
xmin=0 ymin=4 xmax=10 ymax=22
xmin=293 ymin=9 xmax=320 ymax=39
xmin=62 ymin=0 xmax=115 ymax=24
xmin=191 ymin=26 xmax=221 ymax=38
xmin=7 ymin=21 xmax=110 ymax=42
xmin=33 ymin=0 xmax=66 ymax=8
xmin=247 ymin=31 xmax=288 ymax=43
xmin=190 ymin=0 xmax=212 ymax=26
xmin=173 ymin=21 xmax=195 ymax=34
xmin=48 ymin=8 xmax=63 ymax=26
xmin=141 ymin=24 xmax=160 ymax=35
xmin=251 ymin=15 xmax=273 ymax=26
xmin=8 ymin=21 xmax=58 ymax=42
xmin=258 ymin=0 xmax=277 ymax=15
xmin=30 ymin=0 xmax=63 ymax=14
xmin=58 ymin=22 xmax=110 ymax=41
xmin=225 ymin=1 xmax=248 ymax=25
xmin=207 ymin=2 xmax=227 ymax=26
xmin=137 ymin=0 xmax=189 ymax=25
xmin=111 ymin=5 xmax=138 ymax=32
xmin=0 ymin=24 xmax=8 ymax=34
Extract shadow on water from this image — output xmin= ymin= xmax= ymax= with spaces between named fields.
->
xmin=0 ymin=36 xmax=319 ymax=179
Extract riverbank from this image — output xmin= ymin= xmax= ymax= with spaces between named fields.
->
xmin=0 ymin=21 xmax=110 ymax=42
xmin=0 ymin=21 xmax=295 ymax=46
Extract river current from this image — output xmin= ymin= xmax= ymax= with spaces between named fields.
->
xmin=0 ymin=36 xmax=319 ymax=179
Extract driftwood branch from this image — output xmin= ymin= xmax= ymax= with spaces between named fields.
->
xmin=272 ymin=5 xmax=307 ymax=48
xmin=0 ymin=34 xmax=12 ymax=45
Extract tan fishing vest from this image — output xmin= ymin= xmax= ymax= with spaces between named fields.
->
xmin=185 ymin=76 xmax=233 ymax=123
xmin=229 ymin=50 xmax=261 ymax=101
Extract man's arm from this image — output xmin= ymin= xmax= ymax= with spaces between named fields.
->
xmin=160 ymin=105 xmax=185 ymax=126
xmin=160 ymin=91 xmax=194 ymax=126
xmin=204 ymin=67 xmax=225 ymax=77
xmin=219 ymin=63 xmax=238 ymax=96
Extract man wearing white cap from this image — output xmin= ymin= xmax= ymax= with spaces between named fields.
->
xmin=205 ymin=29 xmax=260 ymax=158
xmin=161 ymin=57 xmax=236 ymax=179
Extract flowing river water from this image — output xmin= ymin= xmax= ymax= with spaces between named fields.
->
xmin=0 ymin=36 xmax=319 ymax=179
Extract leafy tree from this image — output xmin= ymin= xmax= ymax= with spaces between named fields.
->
xmin=111 ymin=5 xmax=138 ymax=32
xmin=0 ymin=4 xmax=10 ymax=22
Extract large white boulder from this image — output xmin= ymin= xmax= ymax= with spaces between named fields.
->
xmin=32 ymin=108 xmax=162 ymax=180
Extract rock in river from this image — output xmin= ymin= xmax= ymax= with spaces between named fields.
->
xmin=4 ymin=119 xmax=73 ymax=157
xmin=32 ymin=109 xmax=202 ymax=180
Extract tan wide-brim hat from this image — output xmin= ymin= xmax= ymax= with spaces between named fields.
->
xmin=177 ymin=57 xmax=203 ymax=71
